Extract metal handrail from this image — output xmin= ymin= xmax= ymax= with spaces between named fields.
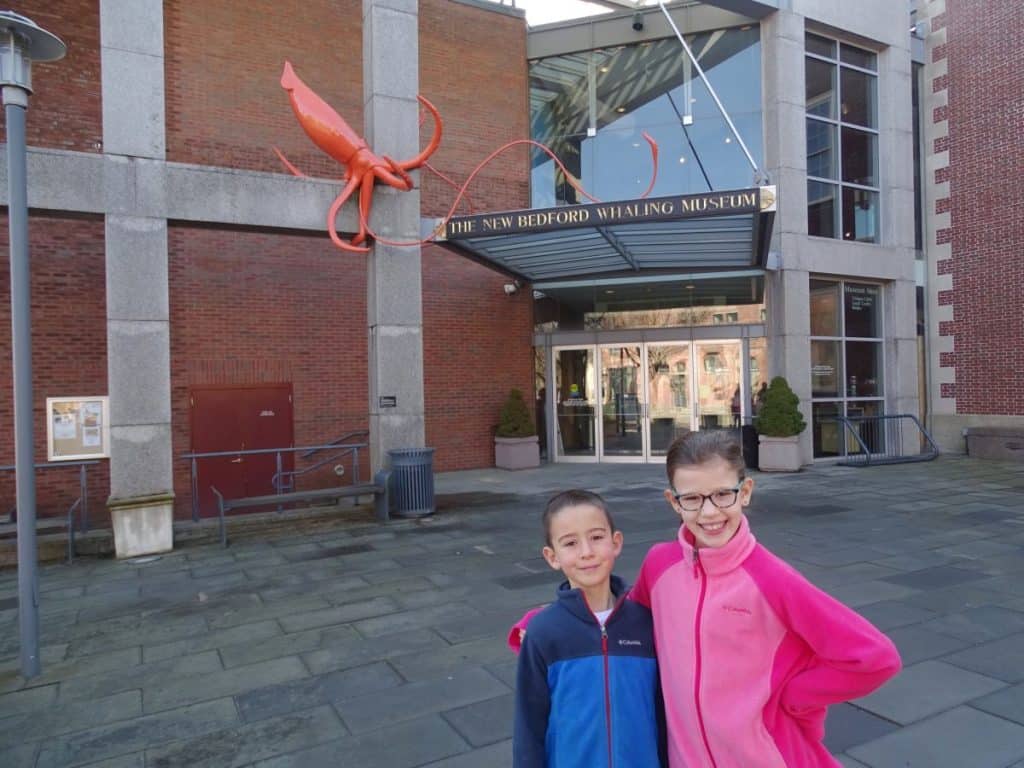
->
xmin=831 ymin=414 xmax=939 ymax=466
xmin=181 ymin=442 xmax=370 ymax=521
xmin=273 ymin=445 xmax=363 ymax=494
xmin=66 ymin=497 xmax=81 ymax=563
xmin=300 ymin=430 xmax=369 ymax=459
xmin=1 ymin=460 xmax=98 ymax=532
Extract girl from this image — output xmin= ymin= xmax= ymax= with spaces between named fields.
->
xmin=510 ymin=430 xmax=901 ymax=767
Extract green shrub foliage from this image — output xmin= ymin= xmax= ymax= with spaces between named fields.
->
xmin=753 ymin=376 xmax=807 ymax=437
xmin=496 ymin=388 xmax=537 ymax=438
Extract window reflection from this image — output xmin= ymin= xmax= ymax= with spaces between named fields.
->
xmin=530 ymin=27 xmax=762 ymax=206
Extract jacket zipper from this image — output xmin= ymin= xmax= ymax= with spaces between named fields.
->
xmin=583 ymin=592 xmax=619 ymax=768
xmin=693 ymin=547 xmax=719 ymax=768
xmin=602 ymin=623 xmax=613 ymax=768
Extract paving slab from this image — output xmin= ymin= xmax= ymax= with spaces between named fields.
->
xmin=882 ymin=624 xmax=973 ymax=666
xmin=235 ymin=661 xmax=403 ymax=723
xmin=943 ymin=632 xmax=1024 ymax=682
xmin=854 ymin=660 xmax=1006 ymax=724
xmin=143 ymin=656 xmax=308 ymax=714
xmin=145 ymin=705 xmax=347 ymax=768
xmin=823 ymin=703 xmax=900 ymax=754
xmin=0 ymin=456 xmax=1022 ymax=767
xmin=970 ymin=681 xmax=1024 ymax=726
xmin=422 ymin=738 xmax=511 ymax=767
xmin=250 ymin=714 xmax=470 ymax=768
xmin=334 ymin=667 xmax=509 ymax=734
xmin=848 ymin=706 xmax=1024 ymax=768
xmin=441 ymin=692 xmax=515 ymax=747
xmin=35 ymin=698 xmax=240 ymax=768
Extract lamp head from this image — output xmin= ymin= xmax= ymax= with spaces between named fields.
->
xmin=0 ymin=11 xmax=67 ymax=96
xmin=631 ymin=11 xmax=644 ymax=31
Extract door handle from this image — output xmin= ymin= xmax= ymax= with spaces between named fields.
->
xmin=231 ymin=457 xmax=243 ymax=464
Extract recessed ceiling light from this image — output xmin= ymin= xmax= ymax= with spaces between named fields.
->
xmin=605 ymin=289 xmax=615 ymax=295
xmin=725 ymin=136 xmax=732 ymax=143
xmin=616 ymin=106 xmax=626 ymax=113
xmin=599 ymin=66 xmax=609 ymax=73
xmin=678 ymin=156 xmax=686 ymax=164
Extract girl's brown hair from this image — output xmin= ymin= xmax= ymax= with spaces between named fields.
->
xmin=665 ymin=430 xmax=745 ymax=484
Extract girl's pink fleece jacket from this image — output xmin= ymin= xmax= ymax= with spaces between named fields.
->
xmin=508 ymin=514 xmax=901 ymax=767
xmin=631 ymin=514 xmax=900 ymax=767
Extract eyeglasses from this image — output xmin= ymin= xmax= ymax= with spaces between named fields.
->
xmin=671 ymin=484 xmax=743 ymax=512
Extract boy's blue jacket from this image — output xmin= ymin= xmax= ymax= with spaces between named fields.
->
xmin=513 ymin=575 xmax=666 ymax=767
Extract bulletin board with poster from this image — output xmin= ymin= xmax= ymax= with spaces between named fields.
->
xmin=46 ymin=396 xmax=110 ymax=461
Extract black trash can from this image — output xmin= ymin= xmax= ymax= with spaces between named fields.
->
xmin=741 ymin=425 xmax=759 ymax=470
xmin=388 ymin=447 xmax=436 ymax=518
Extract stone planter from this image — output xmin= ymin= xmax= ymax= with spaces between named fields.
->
xmin=109 ymin=492 xmax=174 ymax=559
xmin=758 ymin=435 xmax=802 ymax=472
xmin=495 ymin=435 xmax=540 ymax=470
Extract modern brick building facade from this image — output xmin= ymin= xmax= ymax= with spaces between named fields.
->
xmin=919 ymin=0 xmax=1024 ymax=449
xmin=3 ymin=0 xmax=1019 ymax=535
xmin=0 ymin=0 xmax=532 ymax=525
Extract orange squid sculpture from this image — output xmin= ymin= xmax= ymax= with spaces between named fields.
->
xmin=275 ymin=61 xmax=442 ymax=253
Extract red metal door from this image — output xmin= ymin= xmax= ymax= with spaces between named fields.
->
xmin=191 ymin=385 xmax=294 ymax=516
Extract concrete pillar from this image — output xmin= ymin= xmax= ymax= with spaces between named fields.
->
xmin=101 ymin=0 xmax=174 ymax=555
xmin=363 ymin=0 xmax=425 ymax=472
xmin=761 ymin=9 xmax=814 ymax=462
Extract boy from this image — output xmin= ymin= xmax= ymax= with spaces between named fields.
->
xmin=513 ymin=489 xmax=664 ymax=768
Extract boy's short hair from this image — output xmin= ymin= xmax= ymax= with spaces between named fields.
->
xmin=542 ymin=489 xmax=616 ymax=546
xmin=665 ymin=430 xmax=746 ymax=483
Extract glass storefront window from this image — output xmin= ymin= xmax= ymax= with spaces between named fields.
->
xmin=529 ymin=26 xmax=762 ymax=206
xmin=809 ymin=278 xmax=884 ymax=458
xmin=811 ymin=340 xmax=841 ymax=397
xmin=845 ymin=341 xmax=882 ymax=397
xmin=840 ymin=43 xmax=877 ymax=71
xmin=844 ymin=282 xmax=881 ymax=337
xmin=840 ymin=127 xmax=877 ymax=186
xmin=805 ymin=32 xmax=879 ymax=243
xmin=806 ymin=119 xmax=837 ymax=179
xmin=810 ymin=279 xmax=840 ymax=335
xmin=812 ymin=401 xmax=842 ymax=457
xmin=806 ymin=33 xmax=836 ymax=58
xmin=805 ymin=58 xmax=836 ymax=119
xmin=839 ymin=68 xmax=877 ymax=128
xmin=841 ymin=187 xmax=878 ymax=242
xmin=807 ymin=180 xmax=838 ymax=238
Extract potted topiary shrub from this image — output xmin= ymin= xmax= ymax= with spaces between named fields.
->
xmin=753 ymin=376 xmax=807 ymax=472
xmin=495 ymin=388 xmax=540 ymax=470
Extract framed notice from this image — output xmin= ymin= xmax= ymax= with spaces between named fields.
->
xmin=46 ymin=396 xmax=110 ymax=461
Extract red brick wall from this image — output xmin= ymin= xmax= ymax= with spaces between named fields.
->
xmin=419 ymin=0 xmax=531 ymax=217
xmin=423 ymin=244 xmax=534 ymax=471
xmin=6 ymin=2 xmax=102 ymax=154
xmin=164 ymin=0 xmax=361 ymax=176
xmin=168 ymin=225 xmax=369 ymax=517
xmin=945 ymin=1 xmax=1024 ymax=415
xmin=0 ymin=214 xmax=110 ymax=522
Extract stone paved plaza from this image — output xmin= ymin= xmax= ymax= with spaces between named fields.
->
xmin=1 ymin=455 xmax=1024 ymax=767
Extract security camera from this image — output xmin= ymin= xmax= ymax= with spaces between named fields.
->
xmin=503 ymin=283 xmax=518 ymax=296
xmin=631 ymin=11 xmax=644 ymax=31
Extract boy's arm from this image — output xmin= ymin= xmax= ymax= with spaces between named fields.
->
xmin=749 ymin=552 xmax=901 ymax=725
xmin=513 ymin=633 xmax=550 ymax=768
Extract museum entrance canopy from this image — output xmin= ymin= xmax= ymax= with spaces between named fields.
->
xmin=439 ymin=186 xmax=775 ymax=284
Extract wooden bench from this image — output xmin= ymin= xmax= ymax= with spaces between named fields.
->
xmin=211 ymin=471 xmax=390 ymax=548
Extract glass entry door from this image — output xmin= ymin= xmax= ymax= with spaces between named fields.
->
xmin=553 ymin=347 xmax=597 ymax=461
xmin=695 ymin=341 xmax=743 ymax=431
xmin=599 ymin=345 xmax=645 ymax=459
xmin=647 ymin=343 xmax=692 ymax=456
xmin=552 ymin=340 xmax=746 ymax=463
